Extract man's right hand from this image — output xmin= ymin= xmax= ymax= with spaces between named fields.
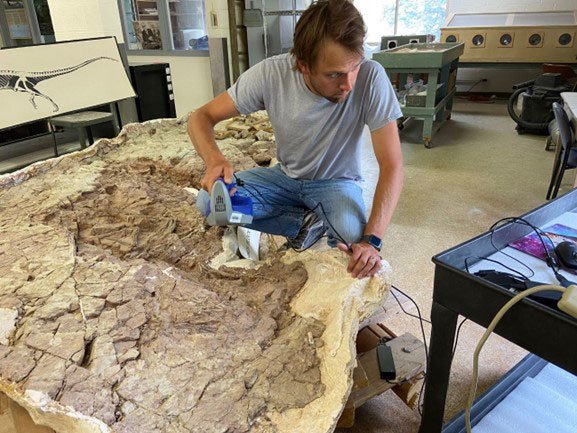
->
xmin=202 ymin=158 xmax=235 ymax=193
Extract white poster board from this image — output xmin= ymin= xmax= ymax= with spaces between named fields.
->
xmin=0 ymin=37 xmax=136 ymax=130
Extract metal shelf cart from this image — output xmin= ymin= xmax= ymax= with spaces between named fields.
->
xmin=373 ymin=42 xmax=464 ymax=148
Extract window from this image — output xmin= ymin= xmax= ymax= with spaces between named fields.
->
xmin=120 ymin=0 xmax=207 ymax=52
xmin=356 ymin=0 xmax=447 ymax=43
xmin=3 ymin=0 xmax=33 ymax=46
xmin=0 ymin=0 xmax=54 ymax=46
xmin=169 ymin=0 xmax=206 ymax=50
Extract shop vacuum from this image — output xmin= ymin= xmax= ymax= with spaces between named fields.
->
xmin=507 ymin=73 xmax=574 ymax=135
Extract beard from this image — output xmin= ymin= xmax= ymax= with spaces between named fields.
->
xmin=326 ymin=93 xmax=350 ymax=103
xmin=308 ymin=76 xmax=350 ymax=104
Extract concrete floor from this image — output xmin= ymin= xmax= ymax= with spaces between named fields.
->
xmin=338 ymin=98 xmax=575 ymax=433
xmin=1 ymin=99 xmax=575 ymax=432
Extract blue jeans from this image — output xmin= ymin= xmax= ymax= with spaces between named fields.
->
xmin=235 ymin=164 xmax=367 ymax=246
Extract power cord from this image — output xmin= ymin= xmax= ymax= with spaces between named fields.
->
xmin=465 ymin=255 xmax=533 ymax=280
xmin=451 ymin=317 xmax=468 ymax=363
xmin=390 ymin=284 xmax=430 ymax=416
xmin=465 ymin=284 xmax=577 ymax=433
xmin=390 ymin=289 xmax=431 ymax=324
xmin=487 ymin=219 xmax=539 ymax=279
xmin=489 ymin=217 xmax=565 ymax=282
xmin=391 ymin=285 xmax=429 ymax=362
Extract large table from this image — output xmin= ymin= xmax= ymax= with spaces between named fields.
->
xmin=561 ymin=92 xmax=577 ymax=188
xmin=418 ymin=188 xmax=577 ymax=432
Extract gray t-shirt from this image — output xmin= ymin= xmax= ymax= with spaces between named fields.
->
xmin=227 ymin=53 xmax=402 ymax=181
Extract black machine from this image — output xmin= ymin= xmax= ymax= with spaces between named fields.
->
xmin=129 ymin=63 xmax=176 ymax=122
xmin=507 ymin=73 xmax=573 ymax=135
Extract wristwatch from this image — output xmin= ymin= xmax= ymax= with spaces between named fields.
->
xmin=360 ymin=234 xmax=382 ymax=252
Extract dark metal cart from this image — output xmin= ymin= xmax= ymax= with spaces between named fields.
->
xmin=419 ymin=188 xmax=577 ymax=432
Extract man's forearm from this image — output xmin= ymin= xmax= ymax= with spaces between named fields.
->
xmin=364 ymin=163 xmax=404 ymax=239
xmin=187 ymin=91 xmax=240 ymax=167
xmin=187 ymin=110 xmax=226 ymax=165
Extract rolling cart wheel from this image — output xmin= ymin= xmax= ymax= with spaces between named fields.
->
xmin=446 ymin=113 xmax=451 ymax=120
xmin=424 ymin=138 xmax=433 ymax=148
xmin=398 ymin=123 xmax=405 ymax=131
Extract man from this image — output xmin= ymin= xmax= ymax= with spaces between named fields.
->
xmin=188 ymin=0 xmax=403 ymax=279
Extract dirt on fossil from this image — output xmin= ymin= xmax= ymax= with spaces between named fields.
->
xmin=0 ymin=114 xmax=327 ymax=433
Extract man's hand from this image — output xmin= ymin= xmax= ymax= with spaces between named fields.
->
xmin=202 ymin=158 xmax=235 ymax=194
xmin=337 ymin=242 xmax=382 ymax=279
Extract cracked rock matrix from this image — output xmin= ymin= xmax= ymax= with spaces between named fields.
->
xmin=0 ymin=113 xmax=391 ymax=433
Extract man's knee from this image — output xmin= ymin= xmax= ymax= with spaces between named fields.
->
xmin=324 ymin=213 xmax=365 ymax=247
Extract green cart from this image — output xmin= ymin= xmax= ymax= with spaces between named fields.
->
xmin=373 ymin=42 xmax=465 ymax=148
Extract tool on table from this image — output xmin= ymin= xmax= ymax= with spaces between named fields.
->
xmin=196 ymin=178 xmax=253 ymax=226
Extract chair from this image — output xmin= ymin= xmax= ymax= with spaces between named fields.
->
xmin=49 ymin=103 xmax=120 ymax=157
xmin=546 ymin=102 xmax=577 ymax=200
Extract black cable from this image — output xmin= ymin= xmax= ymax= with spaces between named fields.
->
xmin=417 ymin=373 xmax=427 ymax=416
xmin=487 ymin=222 xmax=536 ymax=278
xmin=463 ymin=79 xmax=484 ymax=93
xmin=236 ymin=178 xmax=326 ymax=251
xmin=390 ymin=285 xmax=429 ymax=416
xmin=450 ymin=318 xmax=468 ymax=363
xmin=233 ymin=172 xmax=352 ymax=251
xmin=464 ymin=255 xmax=532 ymax=280
xmin=390 ymin=284 xmax=429 ymax=417
xmin=391 ymin=285 xmax=429 ymax=362
xmin=390 ymin=289 xmax=432 ymax=324
xmin=490 ymin=217 xmax=563 ymax=279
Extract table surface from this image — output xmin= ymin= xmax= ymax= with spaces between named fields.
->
xmin=418 ymin=188 xmax=577 ymax=433
xmin=561 ymin=92 xmax=577 ymax=188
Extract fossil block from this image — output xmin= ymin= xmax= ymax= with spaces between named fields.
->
xmin=0 ymin=113 xmax=391 ymax=433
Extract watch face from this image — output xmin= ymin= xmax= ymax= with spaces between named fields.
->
xmin=362 ymin=234 xmax=382 ymax=251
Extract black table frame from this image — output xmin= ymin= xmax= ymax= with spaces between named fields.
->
xmin=418 ymin=188 xmax=577 ymax=433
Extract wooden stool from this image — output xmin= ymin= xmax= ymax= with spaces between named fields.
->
xmin=49 ymin=108 xmax=120 ymax=157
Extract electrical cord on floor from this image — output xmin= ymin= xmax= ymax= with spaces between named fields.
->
xmin=465 ymin=284 xmax=569 ymax=433
xmin=390 ymin=284 xmax=430 ymax=416
xmin=390 ymin=289 xmax=432 ymax=324
xmin=391 ymin=285 xmax=429 ymax=362
xmin=463 ymin=79 xmax=484 ymax=93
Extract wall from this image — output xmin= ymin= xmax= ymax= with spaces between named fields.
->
xmin=46 ymin=0 xmax=214 ymax=115
xmin=46 ymin=0 xmax=124 ymax=42
xmin=445 ymin=0 xmax=577 ymax=93
xmin=446 ymin=0 xmax=576 ymax=15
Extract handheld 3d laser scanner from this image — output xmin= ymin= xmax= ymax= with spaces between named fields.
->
xmin=195 ymin=178 xmax=254 ymax=226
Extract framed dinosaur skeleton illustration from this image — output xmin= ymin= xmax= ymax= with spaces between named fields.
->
xmin=0 ymin=36 xmax=136 ymax=130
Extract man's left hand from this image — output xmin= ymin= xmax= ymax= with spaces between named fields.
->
xmin=337 ymin=242 xmax=382 ymax=279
